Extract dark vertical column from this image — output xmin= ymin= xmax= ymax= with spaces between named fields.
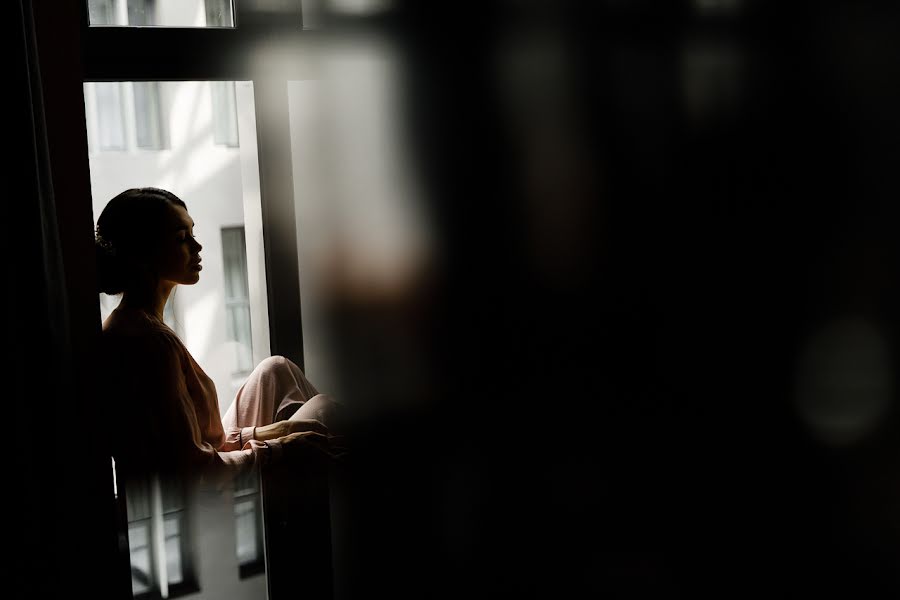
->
xmin=254 ymin=76 xmax=306 ymax=368
xmin=25 ymin=0 xmax=125 ymax=598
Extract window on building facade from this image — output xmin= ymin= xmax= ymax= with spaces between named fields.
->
xmin=233 ymin=470 xmax=265 ymax=578
xmin=86 ymin=81 xmax=167 ymax=153
xmin=95 ymin=82 xmax=126 ymax=151
xmin=222 ymin=226 xmax=253 ymax=375
xmin=124 ymin=475 xmax=197 ymax=598
xmin=134 ymin=81 xmax=167 ymax=150
xmin=212 ymin=81 xmax=240 ymax=147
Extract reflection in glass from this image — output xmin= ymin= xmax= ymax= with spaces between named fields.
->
xmin=235 ymin=499 xmax=259 ymax=564
xmin=124 ymin=476 xmax=192 ymax=596
xmin=206 ymin=0 xmax=235 ymax=27
xmin=127 ymin=0 xmax=155 ymax=25
xmin=164 ymin=516 xmax=184 ymax=585
xmin=128 ymin=522 xmax=153 ymax=595
xmin=88 ymin=0 xmax=120 ymax=25
xmin=234 ymin=470 xmax=264 ymax=577
xmin=288 ymin=41 xmax=435 ymax=404
xmin=88 ymin=0 xmax=235 ymax=28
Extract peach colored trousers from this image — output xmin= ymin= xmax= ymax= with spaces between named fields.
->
xmin=221 ymin=355 xmax=340 ymax=436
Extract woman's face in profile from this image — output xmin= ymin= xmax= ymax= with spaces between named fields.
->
xmin=154 ymin=203 xmax=203 ymax=286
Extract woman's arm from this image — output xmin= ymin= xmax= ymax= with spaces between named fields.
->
xmin=109 ymin=329 xmax=333 ymax=492
xmin=237 ymin=418 xmax=328 ymax=445
xmin=114 ymin=330 xmax=271 ymax=486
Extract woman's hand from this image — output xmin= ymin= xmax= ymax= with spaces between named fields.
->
xmin=273 ymin=429 xmax=349 ymax=464
xmin=254 ymin=418 xmax=327 ymax=443
xmin=276 ymin=430 xmax=334 ymax=462
xmin=286 ymin=418 xmax=328 ymax=436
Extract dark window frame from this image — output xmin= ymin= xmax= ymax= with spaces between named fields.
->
xmin=80 ymin=2 xmax=316 ymax=597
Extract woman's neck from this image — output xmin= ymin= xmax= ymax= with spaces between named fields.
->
xmin=120 ymin=283 xmax=175 ymax=320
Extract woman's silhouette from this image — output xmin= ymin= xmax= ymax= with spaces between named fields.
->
xmin=96 ymin=187 xmax=340 ymax=489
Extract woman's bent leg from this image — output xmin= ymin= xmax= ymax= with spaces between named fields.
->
xmin=221 ymin=355 xmax=320 ymax=431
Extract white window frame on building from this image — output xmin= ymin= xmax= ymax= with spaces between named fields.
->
xmin=85 ymin=80 xmax=168 ymax=153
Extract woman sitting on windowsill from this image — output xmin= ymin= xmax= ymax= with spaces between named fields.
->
xmin=96 ymin=187 xmax=343 ymax=490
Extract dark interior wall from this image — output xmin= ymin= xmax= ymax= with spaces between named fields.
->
xmin=330 ymin=2 xmax=900 ymax=598
xmin=14 ymin=1 xmax=120 ymax=599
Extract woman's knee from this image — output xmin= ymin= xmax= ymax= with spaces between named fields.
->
xmin=260 ymin=355 xmax=304 ymax=371
xmin=257 ymin=355 xmax=287 ymax=372
xmin=257 ymin=355 xmax=313 ymax=386
xmin=248 ymin=356 xmax=291 ymax=385
xmin=260 ymin=354 xmax=311 ymax=374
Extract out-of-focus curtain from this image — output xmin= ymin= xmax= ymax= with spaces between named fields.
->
xmin=13 ymin=2 xmax=123 ymax=598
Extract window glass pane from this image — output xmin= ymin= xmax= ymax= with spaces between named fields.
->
xmin=226 ymin=305 xmax=253 ymax=373
xmin=125 ymin=477 xmax=152 ymax=521
xmin=234 ymin=468 xmax=259 ymax=496
xmin=127 ymin=0 xmax=155 ymax=25
xmin=161 ymin=477 xmax=185 ymax=513
xmin=235 ymin=305 xmax=253 ymax=363
xmin=88 ymin=0 xmax=119 ymax=25
xmin=327 ymin=0 xmax=393 ymax=17
xmin=222 ymin=227 xmax=249 ymax=300
xmin=164 ymin=515 xmax=184 ymax=585
xmin=212 ymin=81 xmax=240 ymax=147
xmin=134 ymin=81 xmax=166 ymax=150
xmin=95 ymin=82 xmax=125 ymax=150
xmin=163 ymin=294 xmax=177 ymax=333
xmin=288 ymin=42 xmax=436 ymax=406
xmin=222 ymin=226 xmax=253 ymax=373
xmin=89 ymin=0 xmax=235 ymax=27
xmin=126 ymin=483 xmax=191 ymax=592
xmin=129 ymin=521 xmax=150 ymax=548
xmin=87 ymin=80 xmax=270 ymax=415
xmin=205 ymin=0 xmax=235 ymax=26
xmin=234 ymin=498 xmax=259 ymax=564
xmin=88 ymin=81 xmax=271 ymax=594
xmin=128 ymin=522 xmax=153 ymax=595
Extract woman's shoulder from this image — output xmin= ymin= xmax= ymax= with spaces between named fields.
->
xmin=102 ymin=308 xmax=185 ymax=356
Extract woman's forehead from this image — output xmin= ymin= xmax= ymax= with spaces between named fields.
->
xmin=165 ymin=203 xmax=194 ymax=229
